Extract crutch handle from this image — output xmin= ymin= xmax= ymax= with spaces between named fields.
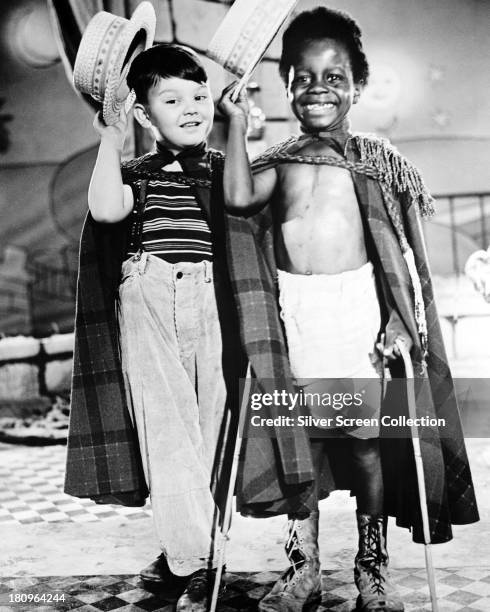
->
xmin=395 ymin=338 xmax=413 ymax=378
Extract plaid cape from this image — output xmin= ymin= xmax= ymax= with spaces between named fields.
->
xmin=225 ymin=134 xmax=479 ymax=544
xmin=65 ymin=139 xmax=479 ymax=543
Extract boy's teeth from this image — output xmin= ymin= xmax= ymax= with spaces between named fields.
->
xmin=305 ymin=102 xmax=334 ymax=109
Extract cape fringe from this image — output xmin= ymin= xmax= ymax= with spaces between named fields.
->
xmin=353 ymin=133 xmax=435 ymax=218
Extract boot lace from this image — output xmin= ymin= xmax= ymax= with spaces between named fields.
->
xmin=360 ymin=523 xmax=386 ymax=595
xmin=281 ymin=520 xmax=306 ymax=587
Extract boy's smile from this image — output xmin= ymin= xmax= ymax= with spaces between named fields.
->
xmin=143 ymin=77 xmax=214 ymax=153
xmin=287 ymin=38 xmax=361 ymax=132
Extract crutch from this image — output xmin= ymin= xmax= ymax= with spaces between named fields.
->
xmin=395 ymin=339 xmax=439 ymax=612
xmin=209 ymin=363 xmax=252 ymax=612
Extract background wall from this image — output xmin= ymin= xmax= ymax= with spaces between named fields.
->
xmin=0 ymin=0 xmax=489 ymax=335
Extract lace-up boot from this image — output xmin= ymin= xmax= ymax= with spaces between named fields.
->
xmin=355 ymin=511 xmax=404 ymax=611
xmin=259 ymin=511 xmax=321 ymax=612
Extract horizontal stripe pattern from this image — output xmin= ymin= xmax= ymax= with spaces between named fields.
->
xmin=128 ymin=179 xmax=213 ymax=263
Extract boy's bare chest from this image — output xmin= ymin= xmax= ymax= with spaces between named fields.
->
xmin=274 ymin=160 xmax=360 ymax=225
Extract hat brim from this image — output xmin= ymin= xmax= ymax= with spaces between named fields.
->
xmin=207 ymin=0 xmax=297 ymax=79
xmin=102 ymin=2 xmax=156 ymax=125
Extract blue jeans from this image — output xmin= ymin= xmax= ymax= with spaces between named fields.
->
xmin=118 ymin=252 xmax=228 ymax=575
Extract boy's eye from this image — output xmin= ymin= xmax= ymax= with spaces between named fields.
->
xmin=165 ymin=99 xmax=178 ymax=104
xmin=195 ymin=95 xmax=208 ymax=101
xmin=293 ymin=75 xmax=311 ymax=85
xmin=327 ymin=74 xmax=343 ymax=84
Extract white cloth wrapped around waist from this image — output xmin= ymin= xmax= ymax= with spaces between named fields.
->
xmin=278 ymin=261 xmax=382 ymax=380
xmin=278 ymin=262 xmax=383 ymax=438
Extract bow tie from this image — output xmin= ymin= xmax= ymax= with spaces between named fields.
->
xmin=155 ymin=141 xmax=207 ymax=166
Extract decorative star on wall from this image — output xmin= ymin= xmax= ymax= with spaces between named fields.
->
xmin=432 ymin=109 xmax=451 ymax=128
xmin=428 ymin=65 xmax=446 ymax=82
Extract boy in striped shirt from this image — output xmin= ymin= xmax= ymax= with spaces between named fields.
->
xmin=84 ymin=43 xmax=239 ymax=611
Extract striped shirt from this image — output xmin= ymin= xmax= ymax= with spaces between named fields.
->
xmin=127 ymin=177 xmax=213 ymax=263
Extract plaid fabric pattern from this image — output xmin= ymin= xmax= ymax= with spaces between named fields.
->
xmin=355 ymin=166 xmax=479 ymax=543
xmin=65 ymin=212 xmax=148 ymax=503
xmin=224 ymin=211 xmax=315 ymax=496
xmin=226 ymin=135 xmax=479 ymax=544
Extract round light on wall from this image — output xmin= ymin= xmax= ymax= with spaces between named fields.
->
xmin=8 ymin=2 xmax=60 ymax=68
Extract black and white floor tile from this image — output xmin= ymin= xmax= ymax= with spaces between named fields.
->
xmin=2 ymin=568 xmax=490 ymax=611
xmin=0 ymin=444 xmax=151 ymax=525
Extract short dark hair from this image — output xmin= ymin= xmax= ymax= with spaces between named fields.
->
xmin=279 ymin=7 xmax=369 ymax=86
xmin=127 ymin=43 xmax=208 ymax=104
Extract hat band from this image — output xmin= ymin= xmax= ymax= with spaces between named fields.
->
xmin=224 ymin=0 xmax=289 ymax=76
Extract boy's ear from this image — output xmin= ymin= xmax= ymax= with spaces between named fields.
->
xmin=133 ymin=103 xmax=152 ymax=129
xmin=353 ymin=84 xmax=363 ymax=104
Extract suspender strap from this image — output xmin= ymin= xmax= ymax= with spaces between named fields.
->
xmin=127 ymin=179 xmax=149 ymax=255
xmin=136 ymin=179 xmax=149 ymax=253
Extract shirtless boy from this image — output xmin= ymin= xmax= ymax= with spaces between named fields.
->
xmin=219 ymin=6 xmax=478 ymax=612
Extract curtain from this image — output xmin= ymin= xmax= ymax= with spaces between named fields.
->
xmin=47 ymin=0 xmax=105 ymax=112
xmin=47 ymin=0 xmax=156 ymax=153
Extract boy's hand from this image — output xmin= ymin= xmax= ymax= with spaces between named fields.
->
xmin=376 ymin=327 xmax=413 ymax=361
xmin=218 ymin=81 xmax=249 ymax=126
xmin=93 ymin=108 xmax=128 ymax=152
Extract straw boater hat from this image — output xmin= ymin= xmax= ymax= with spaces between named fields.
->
xmin=73 ymin=2 xmax=156 ymax=125
xmin=207 ymin=0 xmax=297 ymax=100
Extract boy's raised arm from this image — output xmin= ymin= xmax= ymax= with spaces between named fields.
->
xmin=88 ymin=109 xmax=134 ymax=223
xmin=219 ymin=84 xmax=276 ymax=214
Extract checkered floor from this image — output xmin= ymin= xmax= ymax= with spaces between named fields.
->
xmin=1 ymin=568 xmax=490 ymax=611
xmin=1 ymin=442 xmax=490 ymax=611
xmin=0 ymin=443 xmax=151 ymax=525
